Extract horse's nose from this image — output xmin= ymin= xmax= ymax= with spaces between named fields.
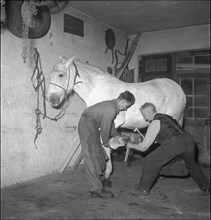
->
xmin=49 ymin=93 xmax=60 ymax=106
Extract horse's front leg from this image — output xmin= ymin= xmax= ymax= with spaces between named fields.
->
xmin=103 ymin=146 xmax=112 ymax=179
xmin=102 ymin=145 xmax=113 ymax=187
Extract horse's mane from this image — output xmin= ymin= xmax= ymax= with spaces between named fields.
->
xmin=53 ymin=57 xmax=113 ymax=78
xmin=75 ymin=60 xmax=111 ymax=77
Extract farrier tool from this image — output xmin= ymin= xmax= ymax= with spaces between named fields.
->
xmin=124 ymin=128 xmax=144 ymax=162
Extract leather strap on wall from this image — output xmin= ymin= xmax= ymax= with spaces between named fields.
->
xmin=116 ymin=33 xmax=141 ymax=79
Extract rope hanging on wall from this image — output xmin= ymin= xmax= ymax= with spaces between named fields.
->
xmin=31 ymin=48 xmax=66 ymax=149
xmin=31 ymin=48 xmax=46 ymax=149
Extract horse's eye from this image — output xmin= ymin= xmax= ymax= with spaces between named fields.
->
xmin=59 ymin=73 xmax=64 ymax=78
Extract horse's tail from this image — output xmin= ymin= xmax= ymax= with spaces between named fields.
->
xmin=178 ymin=112 xmax=184 ymax=127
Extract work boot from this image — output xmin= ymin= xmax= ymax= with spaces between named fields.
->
xmin=133 ymin=183 xmax=150 ymax=196
xmin=200 ymin=187 xmax=210 ymax=196
xmin=90 ymin=188 xmax=114 ymax=199
xmin=135 ymin=183 xmax=140 ymax=189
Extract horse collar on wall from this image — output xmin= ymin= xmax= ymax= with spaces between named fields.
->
xmin=5 ymin=0 xmax=51 ymax=39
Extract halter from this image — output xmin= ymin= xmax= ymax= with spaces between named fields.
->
xmin=49 ymin=60 xmax=81 ymax=102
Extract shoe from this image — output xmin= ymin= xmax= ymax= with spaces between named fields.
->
xmin=90 ymin=188 xmax=114 ymax=199
xmin=200 ymin=188 xmax=210 ymax=196
xmin=132 ymin=184 xmax=150 ymax=196
xmin=135 ymin=183 xmax=140 ymax=189
xmin=158 ymin=175 xmax=166 ymax=181
xmin=136 ymin=188 xmax=150 ymax=195
xmin=102 ymin=178 xmax=112 ymax=187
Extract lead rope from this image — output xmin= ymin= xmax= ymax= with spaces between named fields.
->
xmin=31 ymin=48 xmax=66 ymax=149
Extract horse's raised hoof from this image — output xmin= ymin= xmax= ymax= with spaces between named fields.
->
xmin=90 ymin=188 xmax=114 ymax=199
xmin=102 ymin=178 xmax=112 ymax=187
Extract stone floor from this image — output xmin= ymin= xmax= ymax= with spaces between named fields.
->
xmin=1 ymin=152 xmax=210 ymax=220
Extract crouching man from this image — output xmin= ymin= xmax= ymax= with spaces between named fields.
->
xmin=126 ymin=102 xmax=210 ymax=196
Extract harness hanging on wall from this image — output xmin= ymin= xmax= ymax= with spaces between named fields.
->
xmin=105 ymin=29 xmax=116 ymax=64
xmin=31 ymin=48 xmax=66 ymax=149
xmin=5 ymin=0 xmax=51 ymax=63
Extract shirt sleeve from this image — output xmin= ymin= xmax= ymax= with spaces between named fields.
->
xmin=100 ymin=111 xmax=116 ymax=146
xmin=138 ymin=120 xmax=160 ymax=151
xmin=110 ymin=122 xmax=120 ymax=137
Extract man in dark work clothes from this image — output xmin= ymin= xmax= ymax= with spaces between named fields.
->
xmin=78 ymin=91 xmax=135 ymax=199
xmin=127 ymin=102 xmax=210 ymax=196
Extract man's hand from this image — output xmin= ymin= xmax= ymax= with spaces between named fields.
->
xmin=126 ymin=142 xmax=139 ymax=150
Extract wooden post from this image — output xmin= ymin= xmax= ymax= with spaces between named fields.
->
xmin=72 ymin=150 xmax=83 ymax=171
xmin=58 ymin=137 xmax=80 ymax=173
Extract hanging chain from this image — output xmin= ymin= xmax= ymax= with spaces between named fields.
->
xmin=21 ymin=0 xmax=38 ymax=63
xmin=22 ymin=22 xmax=28 ymax=63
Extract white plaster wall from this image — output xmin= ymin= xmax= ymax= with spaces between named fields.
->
xmin=1 ymin=5 xmax=128 ymax=187
xmin=129 ymin=25 xmax=210 ymax=82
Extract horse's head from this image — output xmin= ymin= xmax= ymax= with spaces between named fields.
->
xmin=47 ymin=56 xmax=77 ymax=107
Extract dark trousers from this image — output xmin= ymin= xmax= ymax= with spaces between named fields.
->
xmin=78 ymin=116 xmax=108 ymax=191
xmin=140 ymin=132 xmax=210 ymax=192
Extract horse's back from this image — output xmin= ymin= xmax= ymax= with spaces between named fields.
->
xmin=121 ymin=78 xmax=186 ymax=128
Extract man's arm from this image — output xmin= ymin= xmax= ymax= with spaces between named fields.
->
xmin=127 ymin=120 xmax=160 ymax=151
xmin=100 ymin=112 xmax=116 ymax=147
xmin=110 ymin=122 xmax=120 ymax=137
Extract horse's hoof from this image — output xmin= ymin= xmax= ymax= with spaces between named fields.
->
xmin=102 ymin=179 xmax=112 ymax=187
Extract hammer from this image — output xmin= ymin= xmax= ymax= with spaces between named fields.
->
xmin=124 ymin=128 xmax=144 ymax=162
xmin=134 ymin=128 xmax=144 ymax=139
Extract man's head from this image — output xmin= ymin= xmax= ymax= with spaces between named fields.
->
xmin=117 ymin=91 xmax=135 ymax=111
xmin=140 ymin=102 xmax=157 ymax=122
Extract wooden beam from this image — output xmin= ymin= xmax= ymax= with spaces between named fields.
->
xmin=58 ymin=137 xmax=80 ymax=173
xmin=116 ymin=34 xmax=141 ymax=79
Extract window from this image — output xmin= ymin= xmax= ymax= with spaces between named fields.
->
xmin=177 ymin=50 xmax=210 ymax=120
xmin=139 ymin=54 xmax=171 ymax=81
xmin=180 ymin=77 xmax=209 ymax=119
xmin=176 ymin=51 xmax=210 ymax=71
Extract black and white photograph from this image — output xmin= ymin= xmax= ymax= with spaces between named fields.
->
xmin=1 ymin=1 xmax=210 ymax=219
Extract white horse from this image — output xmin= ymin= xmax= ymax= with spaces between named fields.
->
xmin=47 ymin=56 xmax=186 ymax=179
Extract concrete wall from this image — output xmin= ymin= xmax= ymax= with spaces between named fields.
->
xmin=1 ymin=5 xmax=128 ymax=187
xmin=129 ymin=25 xmax=210 ymax=82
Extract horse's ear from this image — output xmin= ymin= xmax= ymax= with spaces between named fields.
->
xmin=58 ymin=56 xmax=67 ymax=64
xmin=65 ymin=56 xmax=75 ymax=67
